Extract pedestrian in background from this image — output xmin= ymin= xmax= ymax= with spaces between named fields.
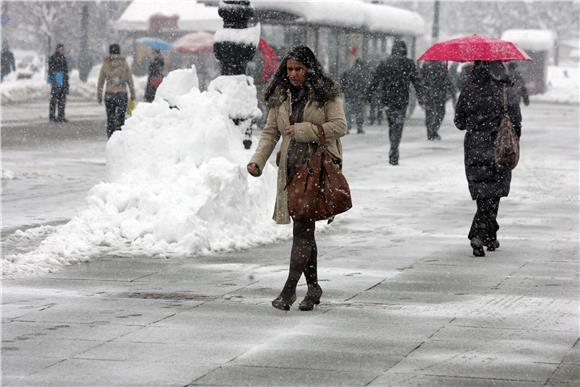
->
xmin=454 ymin=61 xmax=522 ymax=257
xmin=48 ymin=43 xmax=69 ymax=122
xmin=247 ymin=46 xmax=347 ymax=312
xmin=368 ymin=39 xmax=422 ymax=165
xmin=1 ymin=40 xmax=15 ymax=82
xmin=418 ymin=61 xmax=454 ymax=141
xmin=340 ymin=58 xmax=368 ymax=134
xmin=144 ymin=49 xmax=164 ymax=102
xmin=507 ymin=62 xmax=530 ymax=107
xmin=97 ymin=44 xmax=135 ymax=138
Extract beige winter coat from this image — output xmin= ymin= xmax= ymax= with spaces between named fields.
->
xmin=249 ymin=88 xmax=347 ymax=224
xmin=96 ymin=55 xmax=135 ymax=101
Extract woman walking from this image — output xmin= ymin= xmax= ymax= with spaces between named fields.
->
xmin=247 ymin=46 xmax=347 ymax=311
xmin=454 ymin=61 xmax=522 ymax=257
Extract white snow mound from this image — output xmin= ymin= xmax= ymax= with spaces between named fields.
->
xmin=3 ymin=67 xmax=288 ymax=278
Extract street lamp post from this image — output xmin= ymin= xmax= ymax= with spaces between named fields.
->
xmin=432 ymin=0 xmax=440 ymax=43
xmin=213 ymin=0 xmax=259 ymax=149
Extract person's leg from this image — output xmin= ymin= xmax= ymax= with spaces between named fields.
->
xmin=49 ymin=89 xmax=57 ymax=121
xmin=425 ymin=105 xmax=435 ymax=139
xmin=388 ymin=108 xmax=405 ymax=164
xmin=469 ymin=199 xmax=487 ymax=256
xmin=354 ymin=100 xmax=364 ymax=133
xmin=104 ymin=93 xmax=116 ymax=138
xmin=57 ymin=89 xmax=66 ymax=121
xmin=116 ymin=93 xmax=128 ymax=130
xmin=345 ymin=101 xmax=353 ymax=133
xmin=485 ymin=197 xmax=500 ymax=249
xmin=431 ymin=102 xmax=445 ymax=140
xmin=274 ymin=218 xmax=316 ymax=309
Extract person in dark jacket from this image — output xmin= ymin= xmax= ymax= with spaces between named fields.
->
xmin=340 ymin=58 xmax=368 ymax=134
xmin=507 ymin=62 xmax=530 ymax=107
xmin=144 ymin=49 xmax=164 ymax=102
xmin=419 ymin=61 xmax=454 ymax=140
xmin=1 ymin=41 xmax=15 ymax=82
xmin=368 ymin=39 xmax=421 ymax=165
xmin=48 ymin=43 xmax=69 ymax=122
xmin=454 ymin=60 xmax=522 ymax=257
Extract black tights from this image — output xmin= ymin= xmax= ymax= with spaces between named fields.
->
xmin=280 ymin=219 xmax=318 ymax=300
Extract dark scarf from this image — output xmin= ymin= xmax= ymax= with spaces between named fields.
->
xmin=287 ymin=84 xmax=312 ymax=180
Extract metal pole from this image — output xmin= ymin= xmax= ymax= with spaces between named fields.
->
xmin=432 ymin=0 xmax=440 ymax=43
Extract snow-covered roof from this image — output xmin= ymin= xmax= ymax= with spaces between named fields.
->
xmin=116 ymin=0 xmax=222 ymax=32
xmin=117 ymin=0 xmax=425 ymax=37
xmin=251 ymin=0 xmax=425 ymax=36
xmin=502 ymin=29 xmax=557 ymax=51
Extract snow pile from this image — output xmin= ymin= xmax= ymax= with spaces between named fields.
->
xmin=532 ymin=65 xmax=579 ymax=104
xmin=3 ymin=67 xmax=288 ymax=278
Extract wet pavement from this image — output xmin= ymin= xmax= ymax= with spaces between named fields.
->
xmin=1 ymin=100 xmax=579 ymax=386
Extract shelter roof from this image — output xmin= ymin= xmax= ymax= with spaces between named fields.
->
xmin=502 ymin=29 xmax=557 ymax=51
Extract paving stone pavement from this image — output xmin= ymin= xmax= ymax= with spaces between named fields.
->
xmin=2 ymin=102 xmax=579 ymax=386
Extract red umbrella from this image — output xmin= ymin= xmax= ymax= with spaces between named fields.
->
xmin=173 ymin=32 xmax=214 ymax=54
xmin=418 ymin=34 xmax=532 ymax=62
xmin=258 ymin=38 xmax=280 ymax=83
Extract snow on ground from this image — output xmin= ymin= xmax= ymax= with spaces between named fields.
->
xmin=2 ymin=67 xmax=289 ymax=278
xmin=531 ymin=64 xmax=579 ymax=104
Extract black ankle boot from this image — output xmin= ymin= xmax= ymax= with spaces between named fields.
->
xmin=471 ymin=237 xmax=485 ymax=257
xmin=299 ymin=284 xmax=322 ymax=311
xmin=272 ymin=293 xmax=297 ymax=311
xmin=486 ymin=240 xmax=500 ymax=251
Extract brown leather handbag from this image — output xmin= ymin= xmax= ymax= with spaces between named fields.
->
xmin=495 ymin=84 xmax=520 ymax=170
xmin=287 ymin=125 xmax=352 ymax=221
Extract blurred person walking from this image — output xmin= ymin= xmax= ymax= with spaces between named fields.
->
xmin=97 ymin=44 xmax=135 ymax=138
xmin=144 ymin=49 xmax=164 ymax=102
xmin=418 ymin=61 xmax=454 ymax=141
xmin=507 ymin=62 xmax=530 ymax=107
xmin=454 ymin=61 xmax=522 ymax=257
xmin=48 ymin=43 xmax=69 ymax=122
xmin=247 ymin=46 xmax=347 ymax=311
xmin=368 ymin=39 xmax=422 ymax=165
xmin=340 ymin=58 xmax=368 ymax=134
xmin=1 ymin=40 xmax=15 ymax=82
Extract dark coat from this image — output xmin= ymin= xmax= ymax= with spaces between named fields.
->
xmin=454 ymin=63 xmax=522 ymax=200
xmin=368 ymin=40 xmax=420 ymax=110
xmin=340 ymin=59 xmax=368 ymax=103
xmin=508 ymin=66 xmax=529 ymax=106
xmin=144 ymin=55 xmax=164 ymax=102
xmin=419 ymin=61 xmax=453 ymax=107
xmin=48 ymin=52 xmax=69 ymax=91
xmin=1 ymin=49 xmax=15 ymax=78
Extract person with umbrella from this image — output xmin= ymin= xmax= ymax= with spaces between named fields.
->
xmin=455 ymin=61 xmax=522 ymax=257
xmin=420 ymin=34 xmax=529 ymax=257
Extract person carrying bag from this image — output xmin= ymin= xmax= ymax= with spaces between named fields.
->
xmin=247 ymin=46 xmax=348 ymax=312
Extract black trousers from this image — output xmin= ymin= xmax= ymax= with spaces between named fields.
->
xmin=385 ymin=107 xmax=406 ymax=161
xmin=49 ymin=87 xmax=67 ymax=120
xmin=468 ymin=197 xmax=500 ymax=243
xmin=346 ymin=99 xmax=364 ymax=132
xmin=105 ymin=92 xmax=128 ymax=138
xmin=425 ymin=102 xmax=445 ymax=139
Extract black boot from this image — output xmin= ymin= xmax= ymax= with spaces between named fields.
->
xmin=486 ymin=240 xmax=500 ymax=251
xmin=471 ymin=237 xmax=485 ymax=257
xmin=298 ymin=284 xmax=322 ymax=311
xmin=272 ymin=293 xmax=297 ymax=311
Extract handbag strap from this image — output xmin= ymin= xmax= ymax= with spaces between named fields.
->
xmin=315 ymin=124 xmax=327 ymax=150
xmin=502 ymin=83 xmax=508 ymax=116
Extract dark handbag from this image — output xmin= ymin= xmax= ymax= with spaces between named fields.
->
xmin=495 ymin=84 xmax=520 ymax=169
xmin=287 ymin=125 xmax=352 ymax=221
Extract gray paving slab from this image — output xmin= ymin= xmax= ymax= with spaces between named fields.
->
xmin=188 ymin=365 xmax=379 ymax=386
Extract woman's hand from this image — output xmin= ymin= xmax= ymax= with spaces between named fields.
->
xmin=247 ymin=162 xmax=260 ymax=177
xmin=284 ymin=125 xmax=295 ymax=138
